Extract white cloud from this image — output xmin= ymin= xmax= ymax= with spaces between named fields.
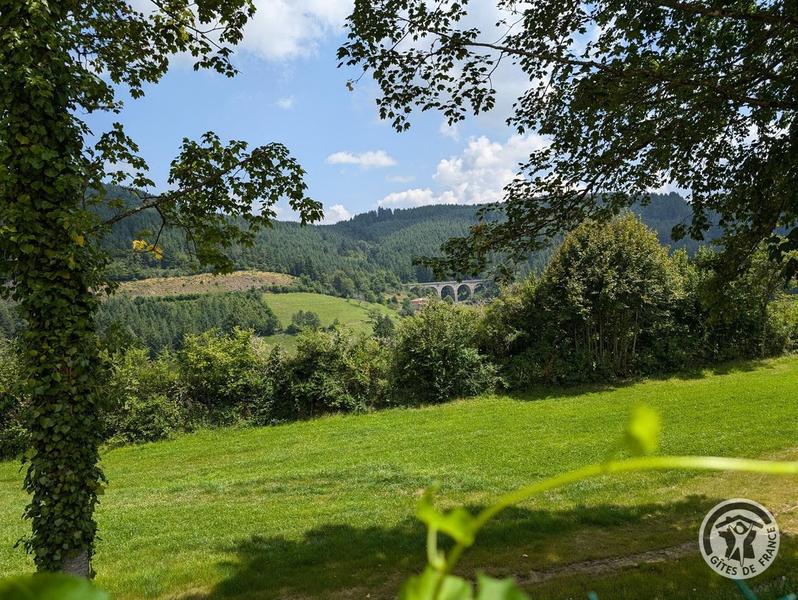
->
xmin=386 ymin=174 xmax=415 ymax=184
xmin=242 ymin=0 xmax=352 ymax=61
xmin=276 ymin=96 xmax=295 ymax=110
xmin=439 ymin=120 xmax=461 ymax=140
xmin=379 ymin=188 xmax=458 ymax=209
xmin=379 ymin=133 xmax=548 ymax=209
xmin=326 ymin=150 xmax=397 ymax=169
xmin=322 ymin=203 xmax=353 ymax=224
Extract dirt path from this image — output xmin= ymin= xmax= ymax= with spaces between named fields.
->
xmin=519 ymin=541 xmax=696 ymax=584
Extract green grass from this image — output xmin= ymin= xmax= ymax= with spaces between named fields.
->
xmin=1 ymin=358 xmax=797 ymax=599
xmin=260 ymin=292 xmax=396 ymax=350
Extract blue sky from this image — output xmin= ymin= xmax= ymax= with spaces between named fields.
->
xmin=92 ymin=1 xmax=547 ymax=223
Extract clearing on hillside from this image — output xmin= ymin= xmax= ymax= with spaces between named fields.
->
xmin=1 ymin=357 xmax=796 ymax=599
xmin=262 ymin=291 xmax=397 ymax=349
xmin=117 ymin=270 xmax=295 ymax=297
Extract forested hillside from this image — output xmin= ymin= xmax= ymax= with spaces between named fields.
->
xmin=99 ymin=187 xmax=715 ymax=293
xmin=0 ymin=190 xmax=718 ymax=342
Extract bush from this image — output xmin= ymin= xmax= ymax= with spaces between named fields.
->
xmin=0 ymin=340 xmax=26 ymax=459
xmin=285 ymin=310 xmax=321 ymax=334
xmin=691 ymin=245 xmax=793 ymax=361
xmin=175 ymin=328 xmax=270 ymax=424
xmin=106 ymin=394 xmax=182 ymax=445
xmin=391 ymin=301 xmax=497 ymax=405
xmin=481 ymin=219 xmax=796 ymax=388
xmin=103 ymin=348 xmax=182 ymax=444
xmin=369 ymin=310 xmax=395 ymax=340
xmin=769 ymin=296 xmax=798 ymax=354
xmin=532 ymin=214 xmax=683 ymax=382
xmin=276 ymin=328 xmax=389 ymax=419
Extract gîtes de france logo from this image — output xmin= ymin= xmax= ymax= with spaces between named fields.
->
xmin=699 ymin=498 xmax=780 ymax=579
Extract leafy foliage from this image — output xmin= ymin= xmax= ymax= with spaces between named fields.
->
xmin=481 ymin=216 xmax=797 ymax=386
xmin=528 ymin=214 xmax=683 ymax=380
xmin=0 ymin=573 xmax=109 ymax=600
xmin=340 ymin=0 xmax=797 ymax=278
xmin=391 ymin=302 xmax=497 ymax=405
xmin=175 ymin=329 xmax=271 ymax=425
xmin=276 ymin=328 xmax=390 ymax=419
xmin=0 ymin=0 xmax=321 ymax=572
xmin=286 ymin=310 xmax=322 ymax=335
xmin=0 ymin=340 xmax=26 ymax=459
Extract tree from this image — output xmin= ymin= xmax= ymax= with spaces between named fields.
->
xmin=0 ymin=0 xmax=321 ymax=575
xmin=390 ymin=301 xmax=496 ymax=404
xmin=369 ymin=311 xmax=396 ymax=340
xmin=339 ymin=0 xmax=798 ymax=277
xmin=286 ymin=310 xmax=322 ymax=334
xmin=532 ymin=214 xmax=682 ymax=379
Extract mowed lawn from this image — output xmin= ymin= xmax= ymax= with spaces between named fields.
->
xmin=0 ymin=358 xmax=797 ymax=599
xmin=261 ymin=292 xmax=396 ymax=350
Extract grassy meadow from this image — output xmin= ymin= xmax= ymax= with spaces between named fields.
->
xmin=260 ymin=292 xmax=397 ymax=350
xmin=0 ymin=358 xmax=796 ymax=599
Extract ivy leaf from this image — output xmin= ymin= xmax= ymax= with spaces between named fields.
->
xmin=625 ymin=405 xmax=661 ymax=456
xmin=474 ymin=574 xmax=530 ymax=599
xmin=417 ymin=488 xmax=477 ymax=546
xmin=0 ymin=573 xmax=109 ymax=600
xmin=399 ymin=567 xmax=473 ymax=600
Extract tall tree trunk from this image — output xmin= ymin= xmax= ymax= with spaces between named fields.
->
xmin=1 ymin=1 xmax=104 ymax=576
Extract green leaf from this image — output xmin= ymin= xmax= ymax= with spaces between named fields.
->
xmin=398 ymin=567 xmax=472 ymax=600
xmin=474 ymin=574 xmax=530 ymax=600
xmin=0 ymin=573 xmax=109 ymax=600
xmin=417 ymin=488 xmax=477 ymax=546
xmin=625 ymin=405 xmax=661 ymax=456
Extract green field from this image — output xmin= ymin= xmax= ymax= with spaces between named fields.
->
xmin=261 ymin=292 xmax=397 ymax=350
xmin=1 ymin=358 xmax=797 ymax=599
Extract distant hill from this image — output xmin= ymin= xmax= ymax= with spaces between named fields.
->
xmin=99 ymin=187 xmax=717 ymax=297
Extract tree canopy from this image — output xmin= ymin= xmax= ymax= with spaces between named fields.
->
xmin=339 ymin=0 xmax=798 ymax=276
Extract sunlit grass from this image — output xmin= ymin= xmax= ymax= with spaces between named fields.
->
xmin=260 ymin=292 xmax=396 ymax=350
xmin=0 ymin=357 xmax=796 ymax=599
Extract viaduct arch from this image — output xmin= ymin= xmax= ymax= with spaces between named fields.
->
xmin=413 ymin=279 xmax=488 ymax=303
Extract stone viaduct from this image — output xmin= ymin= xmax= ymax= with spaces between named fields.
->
xmin=412 ymin=279 xmax=488 ymax=303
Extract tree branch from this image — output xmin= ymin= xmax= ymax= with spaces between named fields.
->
xmin=395 ymin=17 xmax=794 ymax=112
xmin=100 ymin=152 xmax=258 ymax=228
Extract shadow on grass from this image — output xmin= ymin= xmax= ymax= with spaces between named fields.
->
xmin=529 ymin=534 xmax=798 ymax=600
xmin=179 ymin=495 xmax=761 ymax=600
xmin=509 ymin=356 xmax=777 ymax=403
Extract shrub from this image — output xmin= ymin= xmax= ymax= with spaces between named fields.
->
xmin=250 ymin=346 xmax=290 ymax=425
xmin=691 ymin=245 xmax=793 ymax=360
xmin=175 ymin=328 xmax=269 ymax=424
xmin=276 ymin=328 xmax=389 ymax=419
xmin=391 ymin=301 xmax=497 ymax=405
xmin=285 ymin=310 xmax=321 ymax=334
xmin=369 ymin=310 xmax=395 ymax=340
xmin=103 ymin=348 xmax=182 ymax=444
xmin=0 ymin=340 xmax=26 ymax=459
xmin=769 ymin=296 xmax=798 ymax=354
xmin=531 ymin=214 xmax=683 ymax=382
xmin=106 ymin=394 xmax=182 ymax=445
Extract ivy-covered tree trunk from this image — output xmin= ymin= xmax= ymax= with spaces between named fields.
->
xmin=1 ymin=2 xmax=104 ymax=576
xmin=2 ymin=0 xmax=320 ymax=577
